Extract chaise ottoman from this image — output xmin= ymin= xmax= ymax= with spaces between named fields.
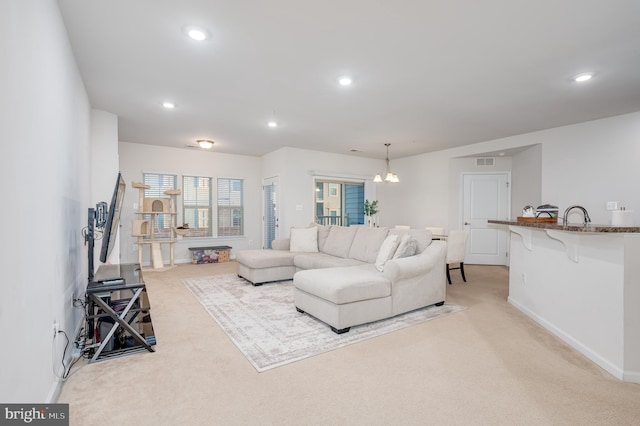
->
xmin=293 ymin=265 xmax=394 ymax=334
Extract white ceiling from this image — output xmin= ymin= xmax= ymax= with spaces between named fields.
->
xmin=57 ymin=0 xmax=640 ymax=160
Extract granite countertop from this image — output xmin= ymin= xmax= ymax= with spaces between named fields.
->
xmin=487 ymin=219 xmax=640 ymax=233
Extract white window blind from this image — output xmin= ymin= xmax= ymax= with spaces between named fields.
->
xmin=218 ymin=178 xmax=243 ymax=236
xmin=182 ymin=176 xmax=212 ymax=237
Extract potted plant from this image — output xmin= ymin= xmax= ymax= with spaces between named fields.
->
xmin=364 ymin=199 xmax=379 ymax=227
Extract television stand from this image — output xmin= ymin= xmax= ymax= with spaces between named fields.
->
xmin=85 ymin=263 xmax=156 ymax=362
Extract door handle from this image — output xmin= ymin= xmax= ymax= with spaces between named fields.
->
xmin=464 ymin=222 xmax=470 ymax=225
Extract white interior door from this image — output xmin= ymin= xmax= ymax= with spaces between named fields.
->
xmin=462 ymin=173 xmax=510 ymax=265
xmin=263 ymin=177 xmax=279 ymax=249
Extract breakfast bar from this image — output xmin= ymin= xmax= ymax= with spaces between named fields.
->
xmin=488 ymin=220 xmax=640 ymax=383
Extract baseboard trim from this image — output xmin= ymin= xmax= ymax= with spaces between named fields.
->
xmin=508 ymin=296 xmax=625 ymax=381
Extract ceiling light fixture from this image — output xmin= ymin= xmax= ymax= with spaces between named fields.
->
xmin=338 ymin=76 xmax=352 ymax=86
xmin=267 ymin=121 xmax=278 ymax=128
xmin=183 ymin=26 xmax=210 ymax=41
xmin=373 ymin=143 xmax=400 ymax=183
xmin=574 ymin=73 xmax=593 ymax=82
xmin=162 ymin=101 xmax=175 ymax=109
xmin=196 ymin=139 xmax=214 ymax=149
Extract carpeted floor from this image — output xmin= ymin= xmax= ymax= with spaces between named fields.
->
xmin=183 ymin=274 xmax=465 ymax=371
xmin=58 ymin=262 xmax=640 ymax=425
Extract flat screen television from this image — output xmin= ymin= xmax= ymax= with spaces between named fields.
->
xmin=86 ymin=172 xmax=126 ymax=282
xmin=100 ymin=173 xmax=126 ymax=263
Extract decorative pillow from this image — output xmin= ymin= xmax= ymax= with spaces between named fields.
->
xmin=375 ymin=234 xmax=400 ymax=272
xmin=393 ymin=234 xmax=417 ymax=259
xmin=390 ymin=228 xmax=432 ymax=254
xmin=290 ymin=227 xmax=318 ymax=252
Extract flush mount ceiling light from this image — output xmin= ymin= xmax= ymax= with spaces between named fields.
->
xmin=574 ymin=73 xmax=593 ymax=82
xmin=183 ymin=26 xmax=210 ymax=41
xmin=373 ymin=143 xmax=400 ymax=183
xmin=338 ymin=76 xmax=352 ymax=86
xmin=162 ymin=101 xmax=175 ymax=109
xmin=267 ymin=121 xmax=278 ymax=128
xmin=196 ymin=139 xmax=214 ymax=149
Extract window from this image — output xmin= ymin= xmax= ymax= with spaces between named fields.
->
xmin=182 ymin=176 xmax=212 ymax=237
xmin=218 ymin=178 xmax=244 ymax=236
xmin=142 ymin=172 xmax=177 ymax=238
xmin=314 ymin=180 xmax=364 ymax=226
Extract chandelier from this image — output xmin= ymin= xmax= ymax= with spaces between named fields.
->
xmin=373 ymin=143 xmax=399 ymax=183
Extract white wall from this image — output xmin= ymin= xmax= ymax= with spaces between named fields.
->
xmin=540 ymin=113 xmax=640 ymax=224
xmin=90 ymin=110 xmax=120 ymax=266
xmin=261 ymin=147 xmax=382 ymax=234
xmin=511 ymin=145 xmax=542 ymax=218
xmin=0 ymin=0 xmax=92 ymax=403
xmin=379 ymin=111 xmax=640 ymax=234
xmin=118 ymin=142 xmax=262 ymax=264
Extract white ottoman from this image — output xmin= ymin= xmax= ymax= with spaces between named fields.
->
xmin=293 ymin=266 xmax=393 ymax=333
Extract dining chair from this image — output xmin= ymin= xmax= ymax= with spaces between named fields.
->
xmin=446 ymin=230 xmax=468 ymax=284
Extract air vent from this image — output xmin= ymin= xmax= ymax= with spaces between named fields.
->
xmin=476 ymin=157 xmax=495 ymax=166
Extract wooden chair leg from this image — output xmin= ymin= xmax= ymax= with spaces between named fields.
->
xmin=446 ymin=264 xmax=452 ymax=284
xmin=460 ymin=262 xmax=466 ymax=282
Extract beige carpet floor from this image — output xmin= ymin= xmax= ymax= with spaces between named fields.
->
xmin=59 ymin=262 xmax=640 ymax=425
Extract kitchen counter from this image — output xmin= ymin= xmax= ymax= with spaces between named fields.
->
xmin=488 ymin=219 xmax=640 ymax=233
xmin=492 ymin=219 xmax=640 ymax=384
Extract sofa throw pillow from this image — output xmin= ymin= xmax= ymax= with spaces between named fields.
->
xmin=393 ymin=234 xmax=417 ymax=259
xmin=290 ymin=227 xmax=318 ymax=252
xmin=375 ymin=234 xmax=400 ymax=272
xmin=322 ymin=226 xmax=358 ymax=258
xmin=390 ymin=228 xmax=432 ymax=254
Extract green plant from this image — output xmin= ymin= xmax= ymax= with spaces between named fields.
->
xmin=364 ymin=199 xmax=379 ymax=216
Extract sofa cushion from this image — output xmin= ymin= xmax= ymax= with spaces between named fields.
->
xmin=321 ymin=226 xmax=358 ymax=258
xmin=389 ymin=228 xmax=432 ymax=253
xmin=310 ymin=223 xmax=332 ymax=252
xmin=294 ymin=267 xmax=391 ymax=304
xmin=375 ymin=234 xmax=401 ymax=272
xmin=235 ymin=249 xmax=297 ymax=269
xmin=294 ymin=253 xmax=364 ymax=270
xmin=393 ymin=234 xmax=417 ymax=259
xmin=290 ymin=227 xmax=318 ymax=252
xmin=348 ymin=226 xmax=389 ymax=263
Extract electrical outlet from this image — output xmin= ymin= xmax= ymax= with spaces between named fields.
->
xmin=606 ymin=201 xmax=618 ymax=211
xmin=132 ymin=244 xmax=138 ymax=252
xmin=521 ymin=273 xmax=527 ymax=284
xmin=52 ymin=320 xmax=59 ymax=337
xmin=133 ymin=202 xmax=138 ymax=210
xmin=248 ymin=240 xmax=253 ymax=246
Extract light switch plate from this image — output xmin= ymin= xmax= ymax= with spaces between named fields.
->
xmin=606 ymin=201 xmax=618 ymax=211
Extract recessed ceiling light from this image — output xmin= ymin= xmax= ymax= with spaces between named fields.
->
xmin=162 ymin=102 xmax=175 ymax=109
xmin=196 ymin=139 xmax=214 ymax=149
xmin=267 ymin=121 xmax=278 ymax=128
xmin=574 ymin=73 xmax=593 ymax=83
xmin=338 ymin=76 xmax=352 ymax=86
xmin=183 ymin=26 xmax=209 ymax=41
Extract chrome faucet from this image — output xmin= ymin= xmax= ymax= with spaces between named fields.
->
xmin=563 ymin=205 xmax=591 ymax=225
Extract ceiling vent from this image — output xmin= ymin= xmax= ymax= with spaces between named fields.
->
xmin=476 ymin=157 xmax=495 ymax=166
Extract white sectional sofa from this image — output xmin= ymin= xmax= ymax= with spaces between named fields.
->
xmin=235 ymin=224 xmax=447 ymax=333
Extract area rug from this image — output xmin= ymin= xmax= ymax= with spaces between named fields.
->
xmin=183 ymin=274 xmax=466 ymax=372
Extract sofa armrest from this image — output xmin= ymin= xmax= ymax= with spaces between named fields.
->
xmin=382 ymin=240 xmax=446 ymax=281
xmin=271 ymin=238 xmax=290 ymax=251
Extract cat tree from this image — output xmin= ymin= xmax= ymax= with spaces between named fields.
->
xmin=131 ymin=182 xmax=181 ymax=269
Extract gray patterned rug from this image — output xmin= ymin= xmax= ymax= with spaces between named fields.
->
xmin=183 ymin=274 xmax=466 ymax=372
